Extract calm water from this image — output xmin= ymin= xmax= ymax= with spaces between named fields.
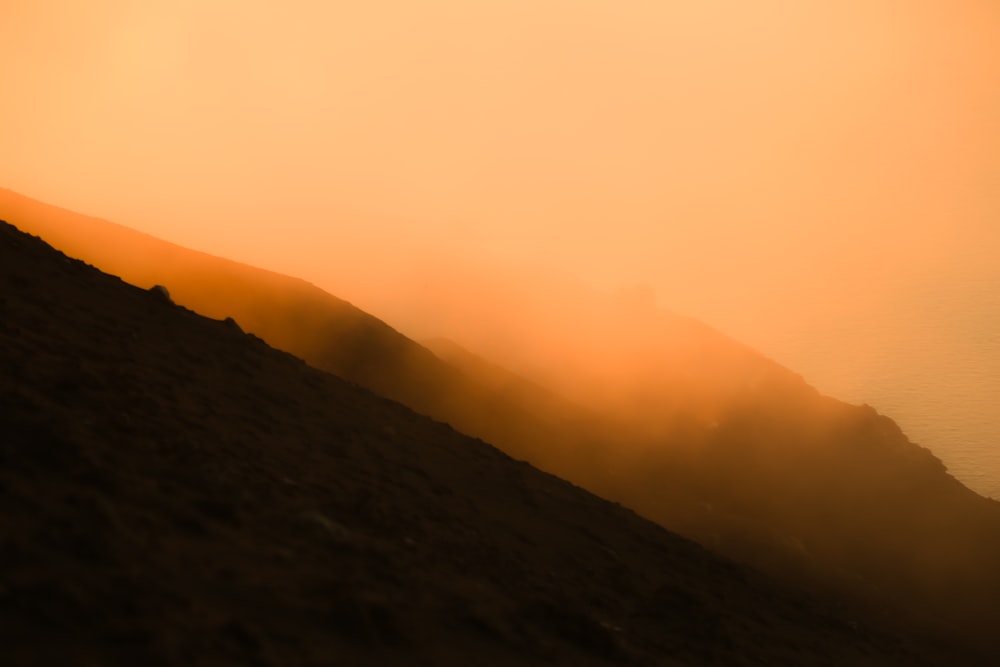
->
xmin=761 ymin=266 xmax=1000 ymax=500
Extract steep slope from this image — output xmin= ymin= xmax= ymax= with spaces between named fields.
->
xmin=0 ymin=188 xmax=600 ymax=471
xmin=428 ymin=298 xmax=1000 ymax=657
xmin=4 ymin=188 xmax=1000 ymax=659
xmin=0 ymin=218 xmax=948 ymax=665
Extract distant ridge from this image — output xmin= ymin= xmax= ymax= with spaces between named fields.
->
xmin=3 ymin=187 xmax=1000 ymax=660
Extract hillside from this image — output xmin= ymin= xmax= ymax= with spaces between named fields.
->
xmin=4 ymin=188 xmax=1000 ymax=660
xmin=1 ymin=218 xmax=954 ymax=665
xmin=0 ymin=188 xmax=602 ymax=472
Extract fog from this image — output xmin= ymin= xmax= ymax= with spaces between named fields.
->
xmin=3 ymin=0 xmax=1000 ymax=492
xmin=4 ymin=4 xmax=1000 ymax=652
xmin=3 ymin=1 xmax=998 ymax=320
xmin=8 ymin=185 xmax=1000 ymax=653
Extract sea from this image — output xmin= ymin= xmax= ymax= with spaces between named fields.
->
xmin=756 ymin=263 xmax=1000 ymax=501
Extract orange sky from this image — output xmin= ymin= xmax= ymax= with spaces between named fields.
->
xmin=2 ymin=0 xmax=999 ymax=366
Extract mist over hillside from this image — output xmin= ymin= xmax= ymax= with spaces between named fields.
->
xmin=5 ymin=217 xmax=970 ymax=665
xmin=4 ymin=189 xmax=1000 ymax=660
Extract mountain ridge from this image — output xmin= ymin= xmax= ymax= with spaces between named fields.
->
xmin=1 ymin=217 xmax=953 ymax=664
xmin=3 ymin=188 xmax=999 ymax=659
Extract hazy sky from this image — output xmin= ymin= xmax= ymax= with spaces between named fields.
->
xmin=4 ymin=1 xmax=1000 ymax=496
xmin=2 ymin=0 xmax=998 ymax=349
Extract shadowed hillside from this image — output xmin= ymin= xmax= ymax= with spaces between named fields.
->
xmin=1 ymin=218 xmax=955 ymax=665
xmin=4 ymin=188 xmax=1000 ymax=660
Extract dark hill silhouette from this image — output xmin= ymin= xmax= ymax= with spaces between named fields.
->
xmin=3 ymin=188 xmax=1000 ymax=659
xmin=1 ymin=218 xmax=950 ymax=665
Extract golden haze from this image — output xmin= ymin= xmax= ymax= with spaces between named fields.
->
xmin=5 ymin=190 xmax=1000 ymax=657
xmin=1 ymin=1 xmax=999 ymax=481
xmin=3 ymin=2 xmax=1000 ymax=656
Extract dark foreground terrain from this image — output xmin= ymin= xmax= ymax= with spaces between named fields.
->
xmin=5 ymin=188 xmax=1000 ymax=663
xmin=0 ymin=221 xmax=970 ymax=665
